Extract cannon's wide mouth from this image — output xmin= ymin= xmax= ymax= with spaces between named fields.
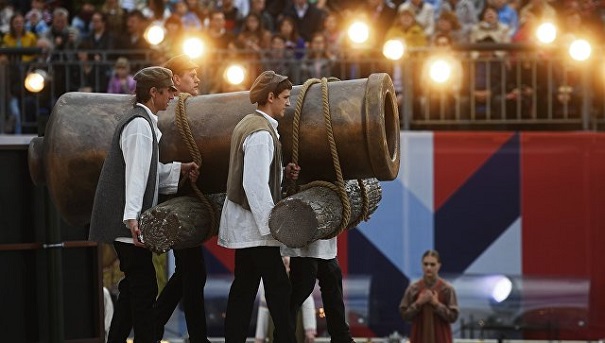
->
xmin=383 ymin=90 xmax=399 ymax=165
xmin=365 ymin=73 xmax=401 ymax=181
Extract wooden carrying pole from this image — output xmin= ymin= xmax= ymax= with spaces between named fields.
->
xmin=269 ymin=179 xmax=382 ymax=248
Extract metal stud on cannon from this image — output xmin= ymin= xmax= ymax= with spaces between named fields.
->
xmin=28 ymin=74 xmax=401 ymax=250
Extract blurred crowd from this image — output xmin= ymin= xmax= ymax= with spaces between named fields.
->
xmin=1 ymin=0 xmax=605 ymax=133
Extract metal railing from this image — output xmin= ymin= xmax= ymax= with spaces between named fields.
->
xmin=2 ymin=45 xmax=604 ymax=134
xmin=395 ymin=45 xmax=604 ymax=131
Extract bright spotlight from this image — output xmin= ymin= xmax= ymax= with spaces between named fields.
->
xmin=383 ymin=39 xmax=405 ymax=61
xmin=183 ymin=37 xmax=204 ymax=59
xmin=491 ymin=276 xmax=513 ymax=303
xmin=144 ymin=21 xmax=165 ymax=45
xmin=24 ymin=69 xmax=49 ymax=93
xmin=224 ymin=64 xmax=245 ymax=85
xmin=428 ymin=58 xmax=452 ymax=84
xmin=536 ymin=22 xmax=557 ymax=44
xmin=348 ymin=20 xmax=369 ymax=44
xmin=569 ymin=38 xmax=592 ymax=61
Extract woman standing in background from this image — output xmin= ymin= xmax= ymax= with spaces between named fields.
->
xmin=399 ymin=250 xmax=459 ymax=343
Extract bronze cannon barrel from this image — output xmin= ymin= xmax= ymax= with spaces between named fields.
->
xmin=28 ymin=73 xmax=400 ymax=227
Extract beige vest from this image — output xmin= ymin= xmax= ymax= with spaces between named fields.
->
xmin=226 ymin=113 xmax=282 ymax=210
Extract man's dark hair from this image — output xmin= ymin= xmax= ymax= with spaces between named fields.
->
xmin=257 ymin=78 xmax=293 ymax=105
xmin=134 ymin=86 xmax=152 ymax=104
xmin=134 ymin=86 xmax=169 ymax=104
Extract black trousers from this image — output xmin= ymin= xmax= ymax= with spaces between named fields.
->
xmin=225 ymin=246 xmax=296 ymax=343
xmin=108 ymin=242 xmax=158 ymax=343
xmin=289 ymin=257 xmax=353 ymax=343
xmin=154 ymin=246 xmax=209 ymax=343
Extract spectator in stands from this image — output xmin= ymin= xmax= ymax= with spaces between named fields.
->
xmin=508 ymin=0 xmax=522 ymax=12
xmin=115 ymin=10 xmax=151 ymax=67
xmin=423 ymin=0 xmax=443 ymax=14
xmin=387 ymin=7 xmax=428 ymax=48
xmin=421 ymin=33 xmax=464 ymax=120
xmin=358 ymin=0 xmax=398 ymax=50
xmin=2 ymin=12 xmax=38 ymax=134
xmin=398 ymin=0 xmax=436 ymax=37
xmin=314 ymin=0 xmax=348 ymax=12
xmin=141 ymin=0 xmax=172 ymax=20
xmin=19 ymin=37 xmax=54 ymax=135
xmin=470 ymin=4 xmax=510 ymax=57
xmin=185 ymin=0 xmax=210 ymax=24
xmin=276 ymin=16 xmax=306 ymax=60
xmin=234 ymin=0 xmax=251 ymax=18
xmin=250 ymin=0 xmax=275 ymax=32
xmin=34 ymin=35 xmax=52 ymax=62
xmin=85 ymin=11 xmax=115 ymax=59
xmin=265 ymin=0 xmax=286 ymax=20
xmin=204 ymin=9 xmax=237 ymax=93
xmin=219 ymin=0 xmax=242 ymax=33
xmin=558 ymin=7 xmax=589 ymax=46
xmin=42 ymin=7 xmax=79 ymax=54
xmin=281 ymin=0 xmax=326 ymax=42
xmin=440 ymin=0 xmax=477 ymax=42
xmin=230 ymin=12 xmax=272 ymax=55
xmin=70 ymin=40 xmax=106 ymax=92
xmin=491 ymin=0 xmax=519 ymax=37
xmin=24 ymin=8 xmax=49 ymax=35
xmin=107 ymin=57 xmax=136 ymax=94
xmin=174 ymin=0 xmax=203 ymax=30
xmin=578 ymin=0 xmax=605 ymax=44
xmin=502 ymin=64 xmax=531 ymax=120
xmin=467 ymin=36 xmax=506 ymax=118
xmin=2 ymin=12 xmax=38 ymax=62
xmin=71 ymin=1 xmax=96 ymax=40
xmin=321 ymin=12 xmax=344 ymax=61
xmin=29 ymin=0 xmax=51 ymax=25
xmin=157 ymin=14 xmax=184 ymax=60
xmin=0 ymin=0 xmax=14 ymax=36
xmin=205 ymin=10 xmax=235 ymax=56
xmin=386 ymin=6 xmax=428 ymax=114
xmin=433 ymin=10 xmax=464 ymax=43
xmin=502 ymin=50 xmax=549 ymax=120
xmin=41 ymin=7 xmax=79 ymax=96
xmin=299 ymin=32 xmax=333 ymax=82
xmin=230 ymin=11 xmax=272 ymax=80
xmin=551 ymin=8 xmax=585 ymax=119
xmin=399 ymin=250 xmax=459 ymax=343
xmin=261 ymin=34 xmax=298 ymax=83
xmin=518 ymin=0 xmax=556 ymax=27
xmin=101 ymin=0 xmax=126 ymax=35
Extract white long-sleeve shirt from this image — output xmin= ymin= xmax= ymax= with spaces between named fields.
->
xmin=218 ymin=111 xmax=283 ymax=249
xmin=116 ymin=103 xmax=181 ymax=243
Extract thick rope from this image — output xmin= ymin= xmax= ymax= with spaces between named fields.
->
xmin=175 ymin=93 xmax=219 ymax=238
xmin=288 ymin=77 xmax=370 ymax=237
xmin=285 ymin=78 xmax=320 ymax=196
